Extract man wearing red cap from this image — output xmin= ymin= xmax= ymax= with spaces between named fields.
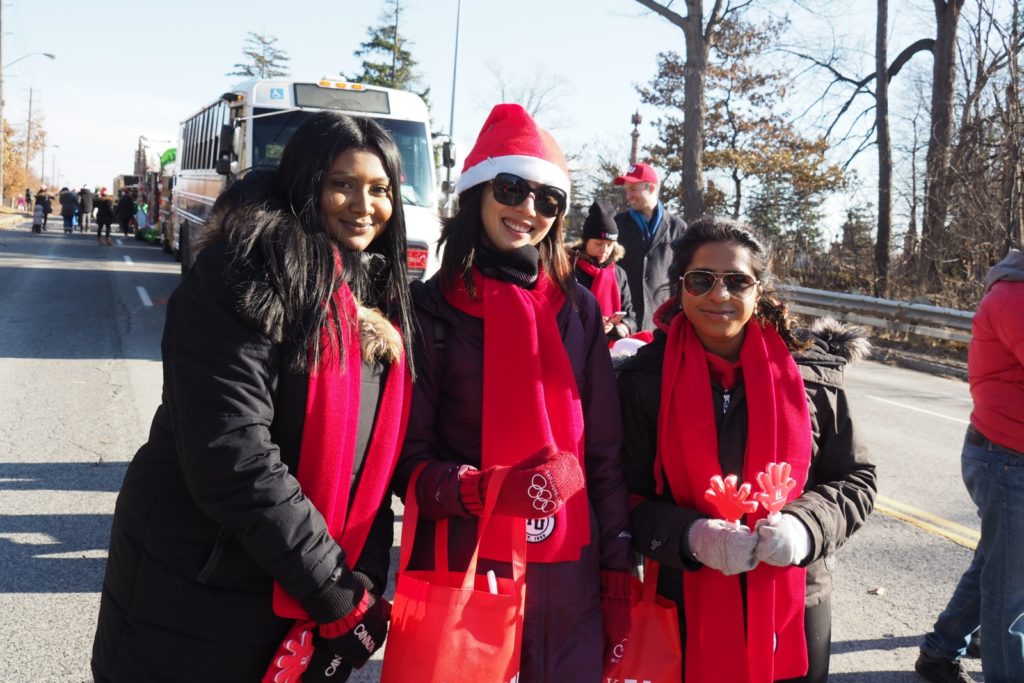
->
xmin=613 ymin=162 xmax=687 ymax=331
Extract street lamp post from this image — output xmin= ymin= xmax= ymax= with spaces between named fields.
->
xmin=0 ymin=33 xmax=56 ymax=205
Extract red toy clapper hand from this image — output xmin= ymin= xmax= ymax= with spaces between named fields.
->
xmin=754 ymin=461 xmax=796 ymax=522
xmin=704 ymin=474 xmax=759 ymax=527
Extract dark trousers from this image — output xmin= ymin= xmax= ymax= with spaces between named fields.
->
xmin=97 ymin=221 xmax=111 ymax=239
xmin=777 ymin=598 xmax=832 ymax=683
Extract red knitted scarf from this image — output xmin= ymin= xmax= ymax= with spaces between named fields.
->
xmin=272 ymin=279 xmax=412 ymax=619
xmin=575 ymin=256 xmax=621 ymax=319
xmin=655 ymin=303 xmax=811 ymax=682
xmin=444 ymin=268 xmax=589 ymax=563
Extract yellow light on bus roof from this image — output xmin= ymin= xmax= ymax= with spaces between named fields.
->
xmin=316 ymin=80 xmax=366 ymax=91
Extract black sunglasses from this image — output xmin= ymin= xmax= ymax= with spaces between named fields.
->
xmin=681 ymin=270 xmax=760 ymax=298
xmin=490 ymin=172 xmax=567 ymax=219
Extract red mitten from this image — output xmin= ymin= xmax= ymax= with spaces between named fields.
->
xmin=459 ymin=446 xmax=585 ymax=518
xmin=600 ymin=570 xmax=633 ymax=666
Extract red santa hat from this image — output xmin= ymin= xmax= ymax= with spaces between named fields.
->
xmin=456 ymin=103 xmax=570 ymax=206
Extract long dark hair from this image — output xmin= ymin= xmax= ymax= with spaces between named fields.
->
xmin=437 ymin=183 xmax=575 ymax=299
xmin=205 ymin=111 xmax=415 ymax=374
xmin=666 ymin=216 xmax=807 ymax=351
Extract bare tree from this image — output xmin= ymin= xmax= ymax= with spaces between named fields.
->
xmin=633 ymin=0 xmax=753 ymax=220
xmin=874 ymin=0 xmax=893 ymax=297
xmin=918 ymin=0 xmax=966 ymax=291
xmin=484 ymin=61 xmax=571 ymax=123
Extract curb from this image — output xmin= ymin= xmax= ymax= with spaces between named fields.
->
xmin=872 ymin=347 xmax=968 ymax=381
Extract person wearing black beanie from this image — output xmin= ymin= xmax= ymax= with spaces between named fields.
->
xmin=570 ymin=200 xmax=637 ymax=340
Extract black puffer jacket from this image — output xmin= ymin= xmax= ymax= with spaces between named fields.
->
xmin=617 ymin=316 xmax=876 ymax=613
xmin=92 ymin=205 xmax=401 ymax=682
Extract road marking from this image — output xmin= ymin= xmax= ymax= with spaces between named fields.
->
xmin=123 ymin=255 xmax=133 ymax=265
xmin=136 ymin=286 xmax=153 ymax=307
xmin=865 ymin=395 xmax=970 ymax=424
xmin=875 ymin=494 xmax=979 ymax=550
xmin=115 ymin=238 xmax=123 ymax=247
xmin=0 ymin=532 xmax=60 ymax=545
xmin=35 ymin=549 xmax=108 ymax=560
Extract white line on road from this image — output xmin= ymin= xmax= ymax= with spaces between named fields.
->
xmin=115 ymin=238 xmax=123 ymax=247
xmin=136 ymin=286 xmax=153 ymax=307
xmin=123 ymin=255 xmax=133 ymax=265
xmin=865 ymin=394 xmax=970 ymax=424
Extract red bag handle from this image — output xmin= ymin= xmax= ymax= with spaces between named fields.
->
xmin=399 ymin=464 xmax=526 ymax=590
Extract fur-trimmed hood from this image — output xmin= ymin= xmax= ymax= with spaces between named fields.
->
xmin=567 ymin=239 xmax=626 ymax=266
xmin=200 ymin=200 xmax=402 ymax=368
xmin=796 ymin=316 xmax=872 ymax=367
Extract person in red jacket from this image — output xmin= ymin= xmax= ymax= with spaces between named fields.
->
xmin=917 ymin=248 xmax=1024 ymax=683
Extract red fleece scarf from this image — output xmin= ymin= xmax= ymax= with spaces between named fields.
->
xmin=272 ymin=279 xmax=412 ymax=619
xmin=654 ymin=303 xmax=811 ymax=683
xmin=575 ymin=256 xmax=621 ymax=319
xmin=444 ymin=268 xmax=589 ymax=563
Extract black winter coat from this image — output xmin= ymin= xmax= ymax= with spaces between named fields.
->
xmin=614 ymin=208 xmax=686 ymax=331
xmin=94 ymin=197 xmax=114 ymax=224
xmin=92 ymin=213 xmax=398 ymax=682
xmin=393 ymin=275 xmax=632 ymax=682
xmin=79 ymin=188 xmax=94 ymax=213
xmin=617 ymin=316 xmax=876 ymax=665
xmin=115 ymin=194 xmax=135 ymax=222
xmin=569 ymin=241 xmax=637 ymax=339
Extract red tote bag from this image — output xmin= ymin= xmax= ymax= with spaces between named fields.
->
xmin=381 ymin=466 xmax=526 ymax=683
xmin=604 ymin=560 xmax=682 ymax=683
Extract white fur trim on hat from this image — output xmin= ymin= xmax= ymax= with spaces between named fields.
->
xmin=456 ymin=154 xmax=571 ymax=203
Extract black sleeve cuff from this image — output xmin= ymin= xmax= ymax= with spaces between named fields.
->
xmin=302 ymin=565 xmax=368 ymax=624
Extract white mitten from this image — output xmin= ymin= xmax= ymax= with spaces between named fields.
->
xmin=754 ymin=513 xmax=811 ymax=567
xmin=686 ymin=518 xmax=758 ymax=575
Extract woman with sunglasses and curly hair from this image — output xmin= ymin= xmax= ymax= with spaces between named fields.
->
xmin=617 ymin=217 xmax=877 ymax=683
xmin=92 ymin=112 xmax=416 ymax=682
xmin=392 ymin=104 xmax=633 ymax=681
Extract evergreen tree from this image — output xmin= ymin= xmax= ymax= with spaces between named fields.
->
xmin=227 ymin=32 xmax=290 ymax=79
xmin=348 ymin=0 xmax=430 ymax=105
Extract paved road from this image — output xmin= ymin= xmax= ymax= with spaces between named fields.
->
xmin=0 ymin=221 xmax=983 ymax=681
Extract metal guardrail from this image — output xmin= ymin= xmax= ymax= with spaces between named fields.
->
xmin=779 ymin=284 xmax=974 ymax=343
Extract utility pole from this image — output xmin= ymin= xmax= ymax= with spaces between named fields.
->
xmin=24 ymin=87 xmax=32 ymax=180
xmin=629 ymin=111 xmax=642 ymax=165
xmin=0 ymin=1 xmax=5 ymax=206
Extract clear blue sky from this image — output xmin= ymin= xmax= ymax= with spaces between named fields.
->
xmin=7 ymin=0 xmax=926 ymax=233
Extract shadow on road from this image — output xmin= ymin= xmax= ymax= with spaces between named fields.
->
xmin=0 ymin=461 xmax=127 ymax=492
xmin=833 ymin=634 xmax=922 ymax=654
xmin=0 ymin=512 xmax=111 ymax=592
xmin=829 ymin=672 xmax=981 ymax=682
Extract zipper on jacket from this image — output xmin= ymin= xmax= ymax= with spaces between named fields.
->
xmin=721 ymin=390 xmax=731 ymax=415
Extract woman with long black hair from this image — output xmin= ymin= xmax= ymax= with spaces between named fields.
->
xmin=92 ymin=111 xmax=415 ymax=682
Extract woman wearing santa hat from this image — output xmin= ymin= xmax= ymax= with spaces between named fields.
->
xmin=393 ymin=103 xmax=633 ymax=681
xmin=568 ymin=199 xmax=637 ymax=342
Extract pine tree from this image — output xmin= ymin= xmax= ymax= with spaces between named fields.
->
xmin=348 ymin=0 xmax=429 ymax=104
xmin=227 ymin=32 xmax=290 ymax=79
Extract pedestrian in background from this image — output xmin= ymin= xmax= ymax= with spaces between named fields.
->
xmin=59 ymin=187 xmax=77 ymax=234
xmin=618 ymin=217 xmax=876 ymax=682
xmin=34 ymin=185 xmax=51 ymax=231
xmin=93 ymin=187 xmax=114 ymax=245
xmin=569 ymin=199 xmax=637 ymax=343
xmin=24 ymin=187 xmax=32 ymax=210
xmin=91 ymin=112 xmax=417 ymax=682
xmin=393 ymin=103 xmax=633 ymax=681
xmin=613 ymin=163 xmax=686 ymax=331
xmin=114 ymin=189 xmax=135 ymax=237
xmin=78 ymin=185 xmax=94 ymax=233
xmin=916 ymin=247 xmax=1024 ymax=683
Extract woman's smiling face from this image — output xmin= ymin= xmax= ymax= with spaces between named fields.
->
xmin=480 ymin=181 xmax=555 ymax=252
xmin=680 ymin=240 xmax=760 ymax=361
xmin=319 ymin=147 xmax=392 ymax=252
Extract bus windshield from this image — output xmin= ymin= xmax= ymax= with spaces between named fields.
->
xmin=251 ymin=108 xmax=434 ymax=207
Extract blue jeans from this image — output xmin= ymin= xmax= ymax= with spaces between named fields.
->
xmin=922 ymin=431 xmax=1024 ymax=682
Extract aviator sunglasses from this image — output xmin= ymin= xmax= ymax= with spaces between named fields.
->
xmin=681 ymin=270 xmax=760 ymax=298
xmin=490 ymin=172 xmax=567 ymax=219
